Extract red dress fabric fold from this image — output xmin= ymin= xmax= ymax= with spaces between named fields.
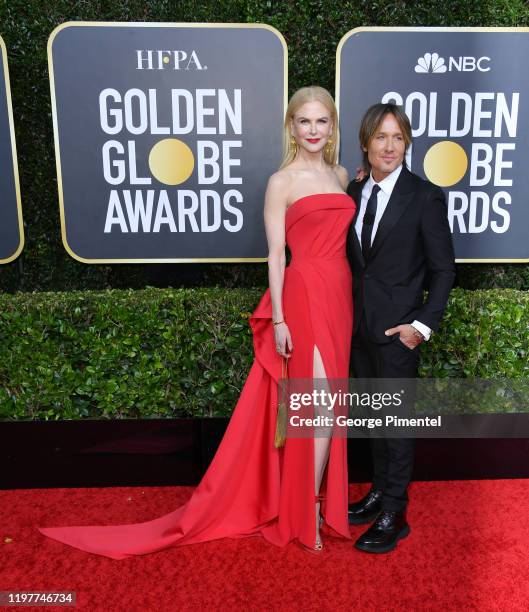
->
xmin=38 ymin=193 xmax=356 ymax=559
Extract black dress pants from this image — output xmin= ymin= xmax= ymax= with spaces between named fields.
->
xmin=351 ymin=313 xmax=420 ymax=512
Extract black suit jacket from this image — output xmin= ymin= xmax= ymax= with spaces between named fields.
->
xmin=346 ymin=166 xmax=456 ymax=343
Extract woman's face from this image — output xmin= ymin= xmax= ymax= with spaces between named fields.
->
xmin=291 ymin=101 xmax=333 ymax=155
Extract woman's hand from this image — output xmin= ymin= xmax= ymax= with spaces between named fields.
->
xmin=274 ymin=322 xmax=293 ymax=358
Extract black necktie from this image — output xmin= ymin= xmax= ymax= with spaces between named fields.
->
xmin=361 ymin=184 xmax=381 ymax=257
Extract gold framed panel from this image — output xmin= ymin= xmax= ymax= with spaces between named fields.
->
xmin=48 ymin=21 xmax=288 ymax=264
xmin=336 ymin=26 xmax=529 ymax=263
xmin=0 ymin=35 xmax=24 ymax=265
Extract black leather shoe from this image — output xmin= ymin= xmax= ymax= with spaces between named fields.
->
xmin=348 ymin=489 xmax=383 ymax=525
xmin=354 ymin=510 xmax=410 ymax=554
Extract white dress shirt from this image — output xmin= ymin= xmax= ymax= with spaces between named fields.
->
xmin=355 ymin=165 xmax=432 ymax=341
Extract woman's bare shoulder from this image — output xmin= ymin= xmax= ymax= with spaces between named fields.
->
xmin=267 ymin=168 xmax=299 ymax=195
xmin=268 ymin=169 xmax=292 ymax=187
xmin=332 ymin=164 xmax=350 ymax=188
xmin=265 ymin=171 xmax=293 ymax=208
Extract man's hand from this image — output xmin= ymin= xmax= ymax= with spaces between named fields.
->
xmin=354 ymin=166 xmax=368 ymax=182
xmin=385 ymin=324 xmax=423 ymax=349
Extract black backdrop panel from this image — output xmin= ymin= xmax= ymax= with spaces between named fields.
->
xmin=49 ymin=23 xmax=286 ymax=262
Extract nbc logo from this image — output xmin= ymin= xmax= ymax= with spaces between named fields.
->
xmin=415 ymin=53 xmax=447 ymax=73
xmin=415 ymin=52 xmax=491 ymax=73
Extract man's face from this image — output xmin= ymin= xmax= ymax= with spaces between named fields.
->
xmin=365 ymin=113 xmax=406 ymax=181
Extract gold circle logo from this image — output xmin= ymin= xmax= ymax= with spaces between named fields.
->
xmin=423 ymin=141 xmax=468 ymax=187
xmin=148 ymin=138 xmax=195 ymax=185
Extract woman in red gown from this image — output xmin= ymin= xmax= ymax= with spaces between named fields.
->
xmin=39 ymin=86 xmax=356 ymax=558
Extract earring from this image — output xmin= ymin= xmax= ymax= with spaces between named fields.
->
xmin=290 ymin=136 xmax=297 ymax=152
xmin=325 ymin=136 xmax=333 ymax=154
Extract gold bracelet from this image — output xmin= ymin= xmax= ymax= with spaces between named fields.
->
xmin=272 ymin=320 xmax=285 ymax=326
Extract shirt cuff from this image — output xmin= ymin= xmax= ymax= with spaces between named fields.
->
xmin=411 ymin=320 xmax=432 ymax=341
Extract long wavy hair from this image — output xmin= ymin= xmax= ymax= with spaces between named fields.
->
xmin=279 ymin=86 xmax=339 ymax=169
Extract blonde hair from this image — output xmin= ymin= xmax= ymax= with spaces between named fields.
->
xmin=280 ymin=86 xmax=339 ymax=169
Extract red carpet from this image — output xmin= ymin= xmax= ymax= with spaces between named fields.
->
xmin=2 ymin=480 xmax=529 ymax=611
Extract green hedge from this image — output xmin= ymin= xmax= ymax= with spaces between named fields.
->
xmin=1 ymin=287 xmax=527 ymax=420
xmin=1 ymin=1 xmax=529 ymax=292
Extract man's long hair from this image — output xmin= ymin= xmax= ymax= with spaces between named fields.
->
xmin=359 ymin=103 xmax=412 ymax=172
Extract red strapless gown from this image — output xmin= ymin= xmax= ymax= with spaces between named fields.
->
xmin=38 ymin=193 xmax=356 ymax=559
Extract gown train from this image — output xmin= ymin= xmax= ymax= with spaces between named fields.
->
xmin=38 ymin=192 xmax=356 ymax=559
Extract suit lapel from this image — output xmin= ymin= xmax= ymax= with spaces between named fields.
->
xmin=368 ymin=167 xmax=415 ymax=262
xmin=347 ymin=177 xmax=368 ymax=268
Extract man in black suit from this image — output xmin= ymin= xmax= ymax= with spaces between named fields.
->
xmin=345 ymin=103 xmax=455 ymax=553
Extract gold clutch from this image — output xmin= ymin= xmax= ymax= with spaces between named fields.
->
xmin=274 ymin=357 xmax=289 ymax=449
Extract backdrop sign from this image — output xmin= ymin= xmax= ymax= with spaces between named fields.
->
xmin=337 ymin=27 xmax=529 ymax=262
xmin=48 ymin=22 xmax=286 ymax=262
xmin=0 ymin=36 xmax=23 ymax=264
